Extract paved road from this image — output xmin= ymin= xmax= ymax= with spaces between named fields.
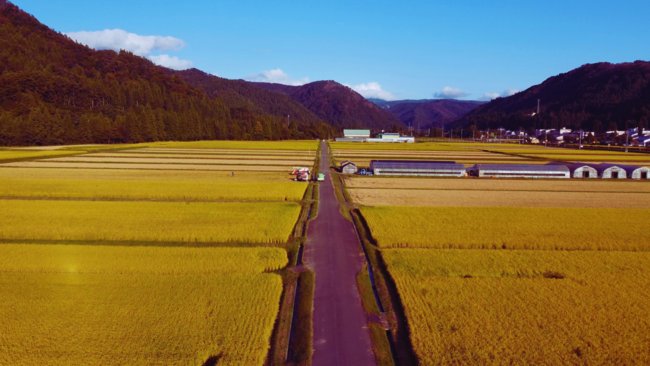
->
xmin=305 ymin=140 xmax=376 ymax=366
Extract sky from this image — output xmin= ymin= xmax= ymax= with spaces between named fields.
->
xmin=13 ymin=0 xmax=650 ymax=101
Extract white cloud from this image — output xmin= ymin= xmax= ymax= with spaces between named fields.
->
xmin=344 ymin=82 xmax=396 ymax=101
xmin=503 ymin=88 xmax=519 ymax=96
xmin=434 ymin=86 xmax=469 ymax=99
xmin=244 ymin=69 xmax=309 ymax=86
xmin=148 ymin=55 xmax=194 ymax=70
xmin=479 ymin=88 xmax=521 ymax=101
xmin=66 ymin=29 xmax=194 ymax=70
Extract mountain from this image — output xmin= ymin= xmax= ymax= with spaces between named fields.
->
xmin=249 ymin=80 xmax=404 ymax=130
xmin=0 ymin=0 xmax=334 ymax=145
xmin=456 ymin=61 xmax=650 ymax=132
xmin=168 ymin=69 xmax=324 ymax=125
xmin=370 ymin=98 xmax=484 ymax=128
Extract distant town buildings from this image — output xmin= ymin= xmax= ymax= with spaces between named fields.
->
xmin=335 ymin=129 xmax=414 ymax=143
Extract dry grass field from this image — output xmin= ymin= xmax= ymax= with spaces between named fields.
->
xmin=383 ymin=249 xmax=650 ymax=366
xmin=361 ymin=206 xmax=650 ymax=250
xmin=0 ymin=244 xmax=286 ymax=366
xmin=0 ymin=200 xmax=301 ymax=243
xmin=349 ymin=188 xmax=650 ymax=208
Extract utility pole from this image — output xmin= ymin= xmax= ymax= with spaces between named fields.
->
xmin=625 ymin=120 xmax=629 ymax=153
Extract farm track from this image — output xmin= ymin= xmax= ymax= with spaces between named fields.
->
xmin=305 ymin=140 xmax=376 ymax=366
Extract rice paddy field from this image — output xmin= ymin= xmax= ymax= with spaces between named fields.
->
xmin=0 ymin=244 xmax=286 ymax=366
xmin=0 ymin=140 xmax=317 ymax=365
xmin=337 ymin=141 xmax=650 ymax=365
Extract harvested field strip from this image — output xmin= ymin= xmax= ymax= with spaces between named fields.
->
xmin=0 ymin=179 xmax=307 ymax=201
xmin=1 ymin=162 xmax=295 ymax=171
xmin=136 ymin=148 xmax=315 ymax=156
xmin=0 ymin=150 xmax=83 ymax=162
xmin=383 ymin=249 xmax=650 ymax=366
xmin=361 ymin=206 xmax=650 ymax=250
xmin=329 ymin=142 xmax=470 ymax=151
xmin=349 ymin=188 xmax=650 ymax=209
xmin=0 ymin=245 xmax=284 ymax=366
xmin=149 ymin=140 xmax=319 ymax=150
xmin=47 ymin=156 xmax=312 ymax=166
xmin=344 ymin=177 xmax=650 ymax=192
xmin=0 ymin=168 xmax=294 ymax=183
xmin=91 ymin=153 xmax=315 ymax=161
xmin=0 ymin=200 xmax=301 ymax=243
xmin=481 ymin=147 xmax=644 ymax=155
xmin=522 ymin=154 xmax=650 ymax=162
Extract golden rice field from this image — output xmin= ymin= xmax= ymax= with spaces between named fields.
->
xmin=0 ymin=244 xmax=286 ymax=366
xmin=349 ymin=188 xmax=650 ymax=208
xmin=0 ymin=168 xmax=295 ymax=183
xmin=0 ymin=178 xmax=306 ymax=201
xmin=361 ymin=206 xmax=650 ymax=250
xmin=0 ymin=150 xmax=82 ymax=162
xmin=1 ymin=161 xmax=295 ymax=171
xmin=150 ymin=140 xmax=319 ymax=150
xmin=90 ymin=152 xmax=316 ymax=160
xmin=47 ymin=155 xmax=313 ymax=166
xmin=0 ymin=200 xmax=301 ymax=243
xmin=383 ymin=249 xmax=650 ymax=366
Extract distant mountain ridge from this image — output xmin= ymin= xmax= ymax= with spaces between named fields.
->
xmin=249 ymin=80 xmax=404 ymax=130
xmin=369 ymin=98 xmax=484 ymax=129
xmin=456 ymin=61 xmax=650 ymax=132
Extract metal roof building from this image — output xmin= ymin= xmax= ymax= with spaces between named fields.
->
xmin=369 ymin=160 xmax=464 ymax=177
xmin=598 ymin=163 xmax=649 ymax=179
xmin=547 ymin=162 xmax=598 ymax=178
xmin=471 ymin=164 xmax=570 ymax=179
xmin=584 ymin=164 xmax=627 ymax=179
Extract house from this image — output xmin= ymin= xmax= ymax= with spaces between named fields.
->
xmin=340 ymin=161 xmax=358 ymax=174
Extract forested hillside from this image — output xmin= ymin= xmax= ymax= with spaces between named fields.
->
xmin=250 ymin=80 xmax=404 ymax=130
xmin=457 ymin=61 xmax=650 ymax=132
xmin=170 ymin=69 xmax=325 ymax=125
xmin=0 ymin=0 xmax=334 ymax=145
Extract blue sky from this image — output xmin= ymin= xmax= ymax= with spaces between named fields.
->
xmin=14 ymin=0 xmax=650 ymax=100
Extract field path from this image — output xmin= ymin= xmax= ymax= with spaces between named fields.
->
xmin=305 ymin=140 xmax=376 ymax=366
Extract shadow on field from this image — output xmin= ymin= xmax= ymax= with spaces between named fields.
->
xmin=203 ymin=353 xmax=224 ymax=366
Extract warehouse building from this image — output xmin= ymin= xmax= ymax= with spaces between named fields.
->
xmin=586 ymin=164 xmax=627 ymax=179
xmin=335 ymin=129 xmax=371 ymax=142
xmin=370 ymin=160 xmax=465 ymax=177
xmin=340 ymin=160 xmax=359 ymax=174
xmin=547 ymin=162 xmax=598 ymax=178
xmin=470 ymin=164 xmax=570 ymax=179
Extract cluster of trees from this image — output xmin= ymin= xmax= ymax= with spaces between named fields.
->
xmin=0 ymin=0 xmax=337 ymax=146
xmin=458 ymin=61 xmax=650 ymax=133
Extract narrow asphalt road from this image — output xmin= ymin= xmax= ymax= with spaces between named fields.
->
xmin=305 ymin=140 xmax=376 ymax=366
